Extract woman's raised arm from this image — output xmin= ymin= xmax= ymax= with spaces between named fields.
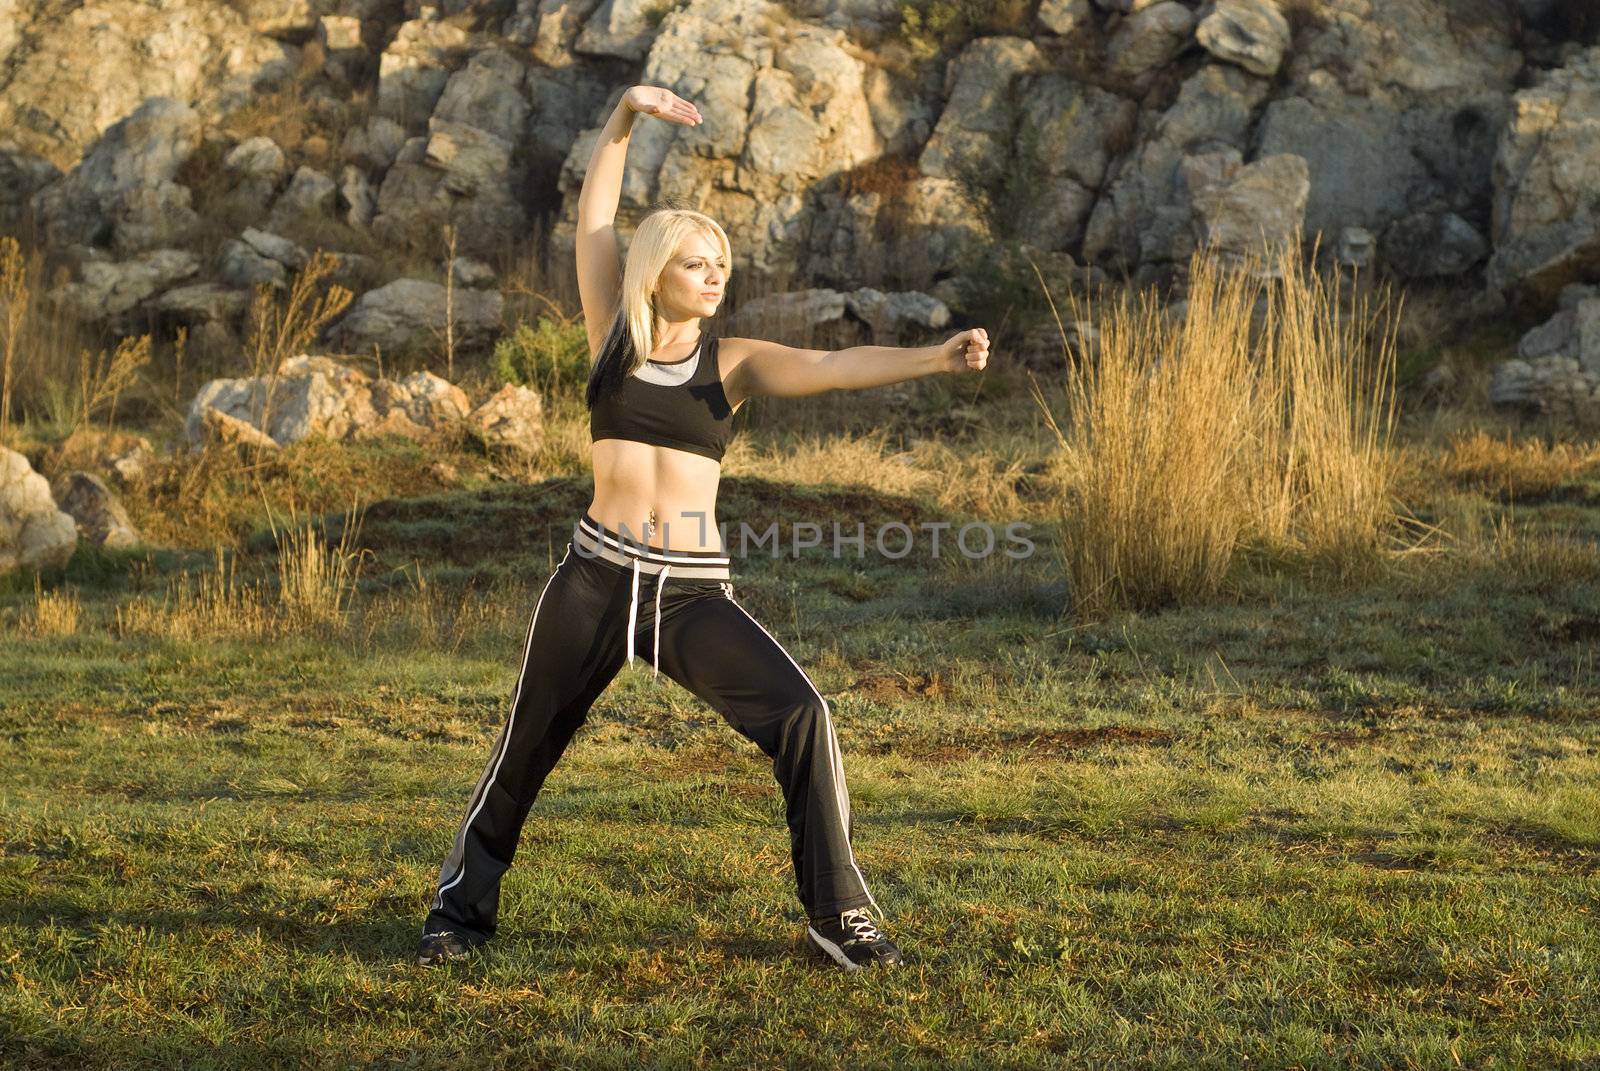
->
xmin=576 ymin=86 xmax=703 ymax=359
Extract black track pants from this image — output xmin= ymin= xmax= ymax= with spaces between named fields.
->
xmin=422 ymin=513 xmax=879 ymax=944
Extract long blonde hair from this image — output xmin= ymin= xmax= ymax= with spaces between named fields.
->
xmin=586 ymin=207 xmax=733 ymax=408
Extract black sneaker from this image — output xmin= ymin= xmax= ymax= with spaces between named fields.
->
xmin=417 ymin=929 xmax=475 ymax=966
xmin=806 ymin=908 xmax=903 ymax=971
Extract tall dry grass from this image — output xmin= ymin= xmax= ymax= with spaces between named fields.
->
xmin=1033 ymin=240 xmax=1401 ymax=618
xmin=0 ymin=234 xmax=145 ymax=441
xmin=268 ymin=498 xmax=369 ymax=632
xmin=114 ymin=546 xmax=273 ymax=641
xmin=111 ymin=500 xmax=370 ymax=640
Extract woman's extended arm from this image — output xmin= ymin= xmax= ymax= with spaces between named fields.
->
xmin=576 ymin=87 xmax=703 ymax=357
xmin=725 ymin=329 xmax=991 ymax=402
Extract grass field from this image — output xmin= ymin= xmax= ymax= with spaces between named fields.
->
xmin=4 ymin=421 xmax=1600 ymax=1068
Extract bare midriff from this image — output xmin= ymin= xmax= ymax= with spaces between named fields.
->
xmin=588 ymin=438 xmax=726 ymax=553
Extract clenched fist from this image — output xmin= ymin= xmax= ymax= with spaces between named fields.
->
xmin=943 ymin=328 xmax=990 ymax=373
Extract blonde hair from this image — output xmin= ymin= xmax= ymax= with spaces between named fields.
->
xmin=587 ymin=207 xmax=733 ymax=408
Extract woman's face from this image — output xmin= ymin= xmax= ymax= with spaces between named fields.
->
xmin=653 ymin=232 xmax=727 ymax=322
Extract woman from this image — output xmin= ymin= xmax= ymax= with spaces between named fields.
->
xmin=418 ymin=84 xmax=990 ymax=972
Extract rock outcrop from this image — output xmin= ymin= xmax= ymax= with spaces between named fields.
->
xmin=1 ymin=448 xmax=78 ymax=574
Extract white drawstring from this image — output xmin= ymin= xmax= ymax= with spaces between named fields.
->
xmin=626 ymin=559 xmax=641 ymax=667
xmin=625 ymin=558 xmax=672 ymax=679
xmin=652 ymin=564 xmax=671 ymax=678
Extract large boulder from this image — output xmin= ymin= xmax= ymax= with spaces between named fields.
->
xmin=1486 ymin=46 xmax=1600 ymax=314
xmin=918 ymin=37 xmax=1049 ymax=182
xmin=1190 ymin=153 xmax=1311 ymax=268
xmin=29 ymin=97 xmax=203 ymax=254
xmin=1253 ymin=0 xmax=1519 ymax=246
xmin=46 ymin=248 xmax=203 ymax=331
xmin=1106 ymin=3 xmax=1197 ymax=90
xmin=466 ymin=384 xmax=545 ymax=457
xmin=1 ymin=447 xmax=77 ymax=574
xmin=328 ymin=278 xmax=504 ymax=355
xmin=1084 ymin=64 xmax=1270 ymax=273
xmin=1017 ymin=74 xmax=1139 ymax=254
xmin=376 ymin=17 xmax=473 ymax=132
xmin=184 ymin=353 xmax=475 ymax=449
xmin=0 ymin=144 xmax=63 ymax=232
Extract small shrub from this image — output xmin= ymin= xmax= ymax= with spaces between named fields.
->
xmin=493 ymin=317 xmax=591 ymax=402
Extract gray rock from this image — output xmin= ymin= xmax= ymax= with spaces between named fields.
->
xmin=843 ymin=287 xmax=951 ymax=342
xmin=1335 ymin=226 xmax=1376 ymax=271
xmin=48 ymin=247 xmax=202 ymax=324
xmin=1 ymin=447 xmax=77 ymax=574
xmin=152 ymin=282 xmax=252 ymax=325
xmin=340 ymin=165 xmax=376 ymax=227
xmin=1488 ymin=355 xmax=1600 ymax=420
xmin=1487 ymin=46 xmax=1600 ymax=313
xmin=466 ymin=383 xmax=545 ymax=456
xmin=376 ymin=18 xmax=472 ymax=130
xmin=266 ymin=166 xmax=337 ymax=230
xmin=1381 ymin=212 xmax=1488 ymax=279
xmin=0 ymin=3 xmax=294 ymax=167
xmin=1037 ymin=0 xmax=1093 ymax=35
xmin=223 ymin=136 xmax=287 ymax=178
xmin=0 ymin=144 xmax=62 ymax=229
xmin=451 ymin=257 xmax=498 ymax=288
xmin=219 ymin=239 xmax=289 ymax=290
xmin=431 ymin=48 xmax=530 ymax=144
xmin=329 ymin=278 xmax=503 ymax=354
xmin=186 ymin=353 xmax=481 ymax=449
xmin=1195 ymin=0 xmax=1290 ymax=77
xmin=30 ymin=97 xmax=203 ymax=252
xmin=1191 ymin=153 xmax=1311 ymax=269
xmin=1516 ymin=298 xmax=1600 ymax=376
xmin=241 ymin=227 xmax=309 ymax=270
xmin=1107 ymin=2 xmax=1196 ymax=89
xmin=340 ymin=115 xmax=409 ymax=171
xmin=1084 ymin=64 xmax=1269 ymax=270
xmin=918 ymin=37 xmax=1049 ymax=182
xmin=505 ymin=0 xmax=605 ymax=66
xmin=575 ymin=0 xmax=662 ymax=61
xmin=50 ymin=471 xmax=140 ymax=550
xmin=318 ymin=14 xmax=364 ymax=52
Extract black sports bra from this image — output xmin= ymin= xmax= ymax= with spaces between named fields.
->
xmin=589 ymin=329 xmax=736 ymax=463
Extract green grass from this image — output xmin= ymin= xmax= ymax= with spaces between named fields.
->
xmin=3 ymin=469 xmax=1600 ymax=1068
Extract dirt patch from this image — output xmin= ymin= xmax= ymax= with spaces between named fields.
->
xmin=847 ymin=670 xmax=950 ymax=702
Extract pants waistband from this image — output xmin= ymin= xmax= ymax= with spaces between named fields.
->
xmin=572 ymin=513 xmax=732 ymax=580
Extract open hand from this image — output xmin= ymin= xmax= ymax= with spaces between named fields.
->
xmin=943 ymin=328 xmax=989 ymax=373
xmin=622 ymin=85 xmax=703 ymax=127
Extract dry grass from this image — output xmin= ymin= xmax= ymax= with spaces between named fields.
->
xmin=21 ymin=574 xmax=81 ymax=637
xmin=110 ymin=500 xmax=370 ymax=641
xmin=1419 ymin=490 xmax=1600 ymax=594
xmin=241 ymin=248 xmax=355 ymax=445
xmin=1033 ymin=240 xmax=1403 ymax=618
xmin=114 ymin=546 xmax=273 ymax=642
xmin=270 ymin=499 xmax=370 ymax=633
xmin=0 ymin=233 xmax=132 ymax=437
xmin=1423 ymin=428 xmax=1600 ymax=501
